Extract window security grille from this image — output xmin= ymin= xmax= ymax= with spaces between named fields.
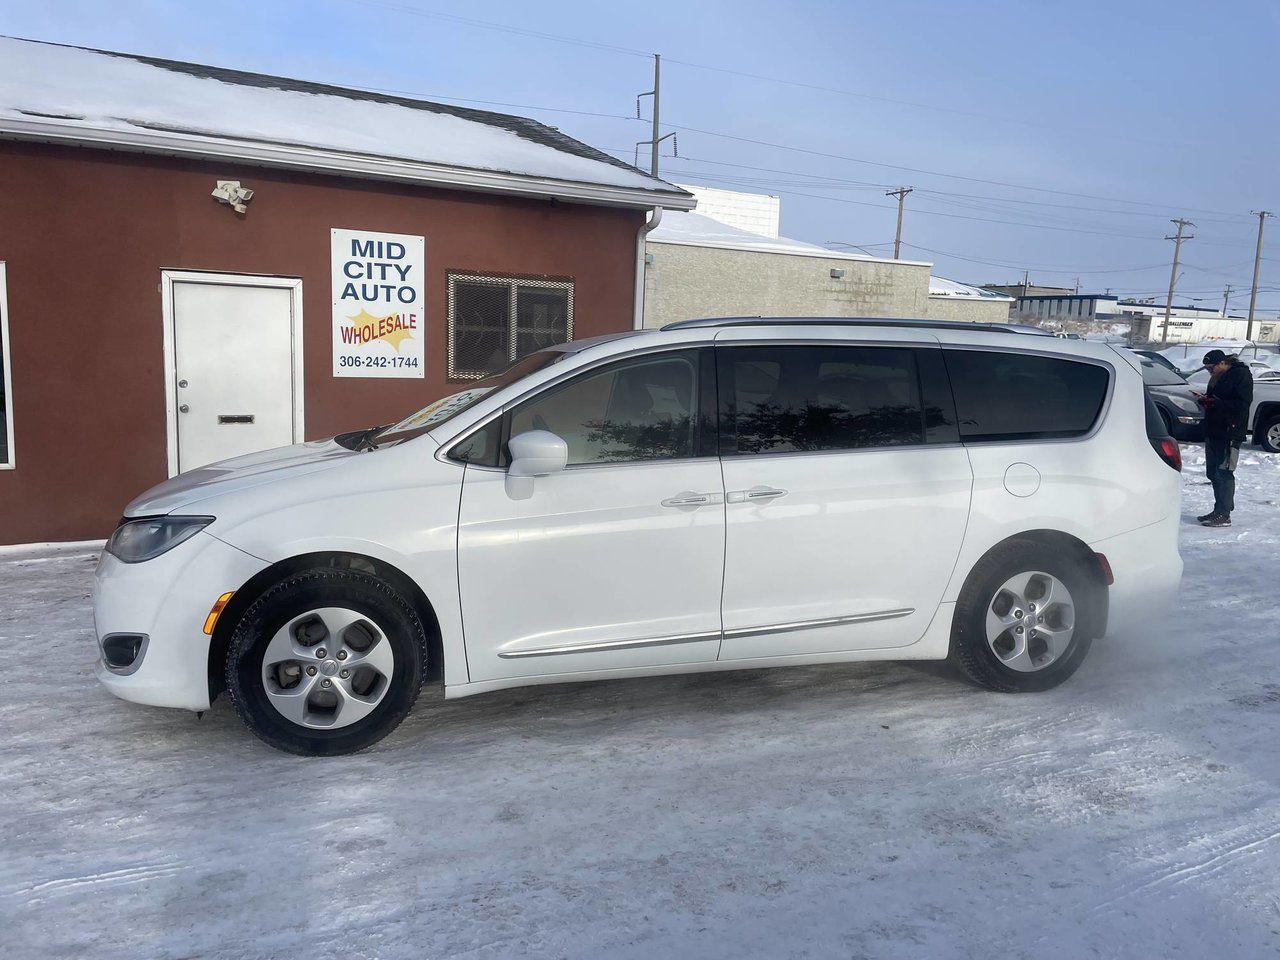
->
xmin=447 ymin=274 xmax=573 ymax=380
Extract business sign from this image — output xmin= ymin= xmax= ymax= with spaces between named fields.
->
xmin=331 ymin=229 xmax=425 ymax=378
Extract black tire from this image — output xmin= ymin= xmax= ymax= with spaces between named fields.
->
xmin=1256 ymin=414 xmax=1280 ymax=454
xmin=947 ymin=540 xmax=1101 ymax=693
xmin=1157 ymin=405 xmax=1174 ymax=436
xmin=225 ymin=568 xmax=426 ymax=755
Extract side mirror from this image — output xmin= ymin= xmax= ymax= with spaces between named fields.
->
xmin=507 ymin=430 xmax=568 ymax=478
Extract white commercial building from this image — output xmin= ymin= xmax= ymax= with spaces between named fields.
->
xmin=642 ymin=198 xmax=1013 ymax=329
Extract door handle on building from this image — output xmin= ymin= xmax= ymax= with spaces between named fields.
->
xmin=727 ymin=487 xmax=788 ymax=503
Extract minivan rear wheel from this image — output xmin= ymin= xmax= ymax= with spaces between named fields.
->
xmin=948 ymin=541 xmax=1098 ymax=693
xmin=225 ymin=568 xmax=426 ymax=755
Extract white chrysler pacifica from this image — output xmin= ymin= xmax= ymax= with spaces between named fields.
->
xmin=94 ymin=319 xmax=1183 ymax=754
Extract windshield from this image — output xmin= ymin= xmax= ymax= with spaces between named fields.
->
xmin=369 ymin=350 xmax=564 ymax=448
xmin=1140 ymin=361 xmax=1188 ymax=387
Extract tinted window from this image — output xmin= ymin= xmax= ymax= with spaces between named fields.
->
xmin=1140 ymin=360 xmax=1188 ymax=387
xmin=943 ymin=350 xmax=1109 ymax=441
xmin=509 ymin=351 xmax=700 ymax=464
xmin=719 ymin=345 xmax=925 ymax=454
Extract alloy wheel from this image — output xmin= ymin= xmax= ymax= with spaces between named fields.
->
xmin=984 ymin=571 xmax=1076 ymax=673
xmin=260 ymin=607 xmax=395 ymax=729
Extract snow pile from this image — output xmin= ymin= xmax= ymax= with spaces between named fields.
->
xmin=928 ymin=276 xmax=1013 ymax=301
xmin=0 ymin=37 xmax=673 ymax=194
xmin=3 ymin=455 xmax=1280 ymax=958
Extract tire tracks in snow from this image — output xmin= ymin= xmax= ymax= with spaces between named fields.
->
xmin=1087 ymin=821 xmax=1280 ymax=917
xmin=4 ymin=859 xmax=188 ymax=904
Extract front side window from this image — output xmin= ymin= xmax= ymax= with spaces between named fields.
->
xmin=0 ymin=262 xmax=12 ymax=468
xmin=943 ymin=349 xmax=1110 ymax=441
xmin=508 ymin=351 xmax=701 ymax=465
xmin=448 ymin=273 xmax=573 ymax=380
xmin=718 ymin=345 xmax=926 ymax=455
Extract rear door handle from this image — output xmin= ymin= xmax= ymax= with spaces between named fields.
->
xmin=661 ymin=492 xmax=723 ymax=508
xmin=727 ymin=487 xmax=788 ymax=503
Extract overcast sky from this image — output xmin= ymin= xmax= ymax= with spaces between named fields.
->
xmin=6 ymin=0 xmax=1279 ymax=315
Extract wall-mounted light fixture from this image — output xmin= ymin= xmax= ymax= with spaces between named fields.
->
xmin=211 ymin=179 xmax=254 ymax=215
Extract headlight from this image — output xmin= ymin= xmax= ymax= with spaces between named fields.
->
xmin=106 ymin=516 xmax=214 ymax=563
xmin=1167 ymin=394 xmax=1200 ymax=413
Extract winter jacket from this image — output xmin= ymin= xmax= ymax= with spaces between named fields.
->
xmin=1204 ymin=360 xmax=1254 ymax=443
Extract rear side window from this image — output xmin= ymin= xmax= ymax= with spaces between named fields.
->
xmin=718 ymin=345 xmax=926 ymax=454
xmin=943 ymin=350 xmax=1110 ymax=442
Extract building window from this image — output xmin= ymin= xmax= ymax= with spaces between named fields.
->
xmin=447 ymin=273 xmax=573 ymax=380
xmin=0 ymin=262 xmax=12 ymax=469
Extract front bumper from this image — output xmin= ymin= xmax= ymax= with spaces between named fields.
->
xmin=93 ymin=531 xmax=268 ymax=711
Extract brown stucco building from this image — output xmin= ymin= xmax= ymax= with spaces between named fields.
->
xmin=0 ymin=39 xmax=691 ymax=544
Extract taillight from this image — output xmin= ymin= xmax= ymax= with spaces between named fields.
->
xmin=1151 ymin=436 xmax=1182 ymax=472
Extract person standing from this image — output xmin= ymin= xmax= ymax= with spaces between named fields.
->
xmin=1194 ymin=350 xmax=1254 ymax=527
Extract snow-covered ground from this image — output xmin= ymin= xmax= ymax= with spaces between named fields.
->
xmin=3 ymin=450 xmax=1279 ymax=960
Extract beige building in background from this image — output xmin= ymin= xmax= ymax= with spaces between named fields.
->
xmin=642 ymin=208 xmax=1012 ymax=328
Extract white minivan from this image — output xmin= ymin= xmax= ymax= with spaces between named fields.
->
xmin=94 ymin=319 xmax=1184 ymax=754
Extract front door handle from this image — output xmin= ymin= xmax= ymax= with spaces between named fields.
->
xmin=661 ymin=492 xmax=723 ymax=508
xmin=727 ymin=486 xmax=788 ymax=503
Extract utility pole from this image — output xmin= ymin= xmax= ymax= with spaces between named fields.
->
xmin=1246 ymin=211 xmax=1272 ymax=341
xmin=1073 ymin=277 xmax=1081 ymax=294
xmin=886 ymin=187 xmax=913 ymax=259
xmin=1161 ymin=218 xmax=1194 ymax=344
xmin=635 ymin=54 xmax=675 ymax=177
xmin=1021 ymin=269 xmax=1030 ymax=297
xmin=1222 ymin=283 xmax=1234 ymax=317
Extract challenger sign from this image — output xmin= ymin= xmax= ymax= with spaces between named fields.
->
xmin=331 ymin=229 xmax=425 ymax=378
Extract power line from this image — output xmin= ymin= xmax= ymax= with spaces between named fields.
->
xmin=334 ymin=1 xmax=1274 ymax=221
xmin=661 ymin=121 xmax=1266 ymax=219
xmin=342 ymin=0 xmax=1256 ymax=157
xmin=882 ymin=243 xmax=1172 ymax=274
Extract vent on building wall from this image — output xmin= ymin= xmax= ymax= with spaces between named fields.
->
xmin=830 ymin=268 xmax=846 ymax=279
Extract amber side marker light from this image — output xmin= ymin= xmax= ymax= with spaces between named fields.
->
xmin=203 ymin=592 xmax=235 ymax=635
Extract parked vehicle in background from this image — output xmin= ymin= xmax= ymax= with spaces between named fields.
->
xmin=1246 ymin=380 xmax=1280 ymax=453
xmin=92 ymin=319 xmax=1184 ymax=755
xmin=1132 ymin=355 xmax=1205 ymax=442
xmin=1133 ymin=350 xmax=1184 ymax=375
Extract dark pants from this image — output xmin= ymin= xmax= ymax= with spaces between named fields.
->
xmin=1205 ymin=437 xmax=1237 ymax=515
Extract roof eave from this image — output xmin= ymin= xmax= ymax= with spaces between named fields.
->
xmin=0 ymin=115 xmax=697 ymax=211
xmin=647 ymin=236 xmax=931 ymax=266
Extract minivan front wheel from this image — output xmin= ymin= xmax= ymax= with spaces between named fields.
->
xmin=948 ymin=541 xmax=1098 ymax=693
xmin=226 ymin=568 xmax=426 ymax=755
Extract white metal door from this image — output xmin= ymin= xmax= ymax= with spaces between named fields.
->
xmin=718 ymin=447 xmax=972 ymax=659
xmin=168 ymin=277 xmax=299 ymax=473
xmin=713 ymin=339 xmax=973 ymax=659
xmin=457 ymin=460 xmax=726 ymax=682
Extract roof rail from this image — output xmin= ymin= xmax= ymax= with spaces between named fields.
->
xmin=660 ymin=316 xmax=1054 ymax=336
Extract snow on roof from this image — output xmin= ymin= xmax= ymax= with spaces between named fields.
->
xmin=648 ymin=210 xmax=929 ymax=265
xmin=0 ymin=37 xmax=693 ymax=208
xmin=928 ymin=276 xmax=1014 ymax=302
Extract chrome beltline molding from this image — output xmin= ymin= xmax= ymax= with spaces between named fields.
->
xmin=497 ymin=608 xmax=915 ymax=659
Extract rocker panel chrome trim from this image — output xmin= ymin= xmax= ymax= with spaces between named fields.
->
xmin=498 ymin=609 xmax=915 ymax=659
xmin=722 ymin=608 xmax=916 ymax=640
xmin=497 ymin=630 xmax=722 ymax=659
